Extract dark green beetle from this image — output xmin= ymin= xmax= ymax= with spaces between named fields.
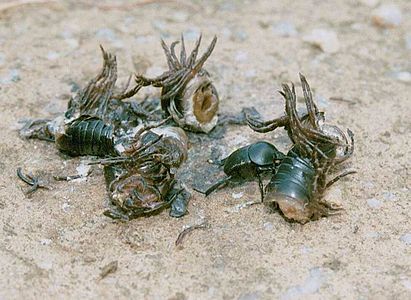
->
xmin=196 ymin=141 xmax=285 ymax=201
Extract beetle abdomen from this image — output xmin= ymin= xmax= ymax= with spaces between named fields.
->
xmin=223 ymin=145 xmax=251 ymax=175
xmin=56 ymin=117 xmax=116 ymax=156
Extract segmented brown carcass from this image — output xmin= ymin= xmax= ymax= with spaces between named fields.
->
xmin=101 ymin=125 xmax=190 ymax=220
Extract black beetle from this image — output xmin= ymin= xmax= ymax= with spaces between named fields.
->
xmin=196 ymin=141 xmax=285 ymax=201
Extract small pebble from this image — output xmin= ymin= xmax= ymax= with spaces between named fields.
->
xmin=62 ymin=202 xmax=70 ymax=212
xmin=271 ymin=21 xmax=298 ymax=37
xmin=232 ymin=192 xmax=244 ymax=199
xmin=367 ymin=198 xmax=382 ymax=209
xmin=372 ymin=4 xmax=402 ymax=27
xmin=303 ymin=29 xmax=340 ymax=53
xmin=281 ymin=268 xmax=327 ymax=300
xmin=301 ymin=246 xmax=312 ymax=254
xmin=400 ymin=233 xmax=411 ymax=245
xmin=364 ymin=231 xmax=380 ymax=238
xmin=391 ymin=71 xmax=411 ymax=83
xmin=96 ymin=28 xmax=117 ymax=41
xmin=40 ymin=238 xmax=52 ymax=246
xmin=263 ymin=222 xmax=273 ymax=230
xmin=382 ymin=191 xmax=396 ymax=201
xmin=47 ymin=51 xmax=60 ymax=61
xmin=1 ymin=69 xmax=20 ymax=84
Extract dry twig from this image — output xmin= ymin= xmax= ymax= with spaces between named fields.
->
xmin=175 ymin=221 xmax=208 ymax=247
xmin=99 ymin=261 xmax=118 ymax=279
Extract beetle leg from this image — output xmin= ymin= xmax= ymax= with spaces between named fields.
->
xmin=257 ymin=173 xmax=264 ymax=202
xmin=194 ymin=175 xmax=232 ymax=196
xmin=215 ymin=157 xmax=227 ymax=166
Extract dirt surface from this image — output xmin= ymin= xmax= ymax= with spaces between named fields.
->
xmin=0 ymin=0 xmax=410 ymax=299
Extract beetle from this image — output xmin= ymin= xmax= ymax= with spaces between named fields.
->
xmin=196 ymin=141 xmax=285 ymax=201
xmin=246 ymin=74 xmax=355 ymax=223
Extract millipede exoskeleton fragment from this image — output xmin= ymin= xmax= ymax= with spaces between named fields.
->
xmin=247 ymin=74 xmax=355 ymax=223
xmin=134 ymin=35 xmax=219 ymax=133
xmin=99 ymin=123 xmax=190 ymax=220
xmin=18 ymin=46 xmax=191 ymax=219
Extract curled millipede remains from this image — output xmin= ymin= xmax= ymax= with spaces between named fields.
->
xmin=247 ymin=74 xmax=355 ymax=223
xmin=135 ymin=35 xmax=219 ymax=133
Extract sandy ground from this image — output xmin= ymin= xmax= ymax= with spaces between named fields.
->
xmin=0 ymin=0 xmax=410 ymax=299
